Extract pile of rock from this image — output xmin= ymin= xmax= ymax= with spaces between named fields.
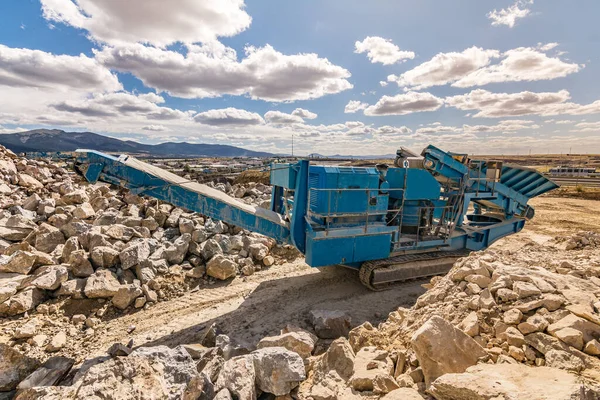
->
xmin=298 ymin=240 xmax=600 ymax=399
xmin=0 ymin=145 xmax=289 ymax=319
xmin=3 ymin=323 xmax=316 ymax=399
xmin=227 ymin=181 xmax=272 ymax=210
xmin=556 ymin=231 xmax=600 ymax=250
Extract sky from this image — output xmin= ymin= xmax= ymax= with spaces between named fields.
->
xmin=0 ymin=0 xmax=599 ymax=156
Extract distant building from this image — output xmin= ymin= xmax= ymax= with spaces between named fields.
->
xmin=549 ymin=166 xmax=597 ymax=177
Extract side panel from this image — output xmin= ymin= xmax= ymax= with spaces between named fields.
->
xmin=386 ymin=168 xmax=441 ymax=200
xmin=305 ymin=233 xmax=392 ymax=267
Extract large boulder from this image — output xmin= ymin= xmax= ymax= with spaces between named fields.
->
xmin=257 ymin=328 xmax=317 ymax=360
xmin=297 ymin=338 xmax=355 ymax=400
xmin=0 ymin=251 xmax=37 ymax=274
xmin=67 ymin=250 xmax=94 ymax=278
xmin=18 ymin=173 xmax=43 ymax=189
xmin=75 ymin=354 xmax=198 ymax=399
xmin=17 ymin=356 xmax=74 ymax=390
xmin=548 ymin=313 xmax=600 ymax=344
xmin=164 ymin=234 xmax=191 ymax=264
xmin=310 ymin=309 xmax=352 ymax=339
xmin=35 ymin=230 xmax=65 ymax=253
xmin=0 ymin=344 xmax=40 ymax=391
xmin=30 ymin=265 xmax=68 ymax=290
xmin=84 ymin=270 xmax=120 ymax=298
xmin=0 ymin=288 xmax=45 ymax=316
xmin=251 ymin=347 xmax=306 ymax=396
xmin=206 ymin=255 xmax=238 ymax=280
xmin=349 ymin=346 xmax=395 ymax=392
xmin=197 ymin=239 xmax=223 ymax=261
xmin=90 ymin=246 xmax=120 ymax=269
xmin=429 ymin=363 xmax=600 ymax=400
xmin=215 ymin=355 xmax=256 ymax=400
xmin=0 ymin=273 xmax=26 ymax=303
xmin=119 ymin=241 xmax=152 ymax=270
xmin=112 ymin=284 xmax=143 ymax=310
xmin=411 ymin=315 xmax=487 ymax=387
xmin=61 ymin=190 xmax=89 ymax=205
xmin=0 ymin=215 xmax=37 ymax=241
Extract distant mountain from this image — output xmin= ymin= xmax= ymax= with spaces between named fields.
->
xmin=0 ymin=129 xmax=274 ymax=158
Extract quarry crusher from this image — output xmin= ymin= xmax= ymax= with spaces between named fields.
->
xmin=33 ymin=145 xmax=558 ymax=290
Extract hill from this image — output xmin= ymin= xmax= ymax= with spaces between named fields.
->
xmin=0 ymin=129 xmax=274 ymax=158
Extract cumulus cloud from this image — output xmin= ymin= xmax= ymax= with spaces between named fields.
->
xmin=487 ymin=0 xmax=532 ymax=28
xmin=142 ymin=124 xmax=168 ymax=132
xmin=264 ymin=111 xmax=304 ymax=124
xmin=354 ymin=36 xmax=415 ymax=65
xmin=555 ymin=120 xmax=574 ymax=124
xmin=95 ymin=43 xmax=352 ymax=102
xmin=453 ymin=47 xmax=580 ymax=87
xmin=364 ymin=92 xmax=444 ymax=116
xmin=446 ymin=89 xmax=600 ymax=118
xmin=291 ymin=108 xmax=317 ymax=120
xmin=416 ymin=125 xmax=462 ymax=134
xmin=40 ymin=0 xmax=252 ymax=46
xmin=50 ymin=92 xmax=189 ymax=120
xmin=570 ymin=122 xmax=600 ymax=133
xmin=344 ymin=100 xmax=369 ymax=113
xmin=388 ymin=47 xmax=500 ymax=90
xmin=0 ymin=44 xmax=121 ymax=92
xmin=194 ymin=108 xmax=264 ymax=126
xmin=463 ymin=120 xmax=540 ymax=133
xmin=388 ymin=46 xmax=579 ymax=90
xmin=375 ymin=125 xmax=412 ymax=135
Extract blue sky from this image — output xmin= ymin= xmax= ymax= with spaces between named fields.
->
xmin=0 ymin=0 xmax=598 ymax=155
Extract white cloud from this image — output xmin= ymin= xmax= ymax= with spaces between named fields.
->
xmin=344 ymin=100 xmax=369 ymax=113
xmin=388 ymin=47 xmax=500 ymax=90
xmin=375 ymin=126 xmax=412 ymax=135
xmin=539 ymin=42 xmax=559 ymax=52
xmin=291 ymin=108 xmax=317 ymax=120
xmin=264 ymin=111 xmax=304 ymax=125
xmin=0 ymin=44 xmax=121 ymax=92
xmin=570 ymin=122 xmax=600 ymax=133
xmin=138 ymin=93 xmax=165 ymax=104
xmin=416 ymin=125 xmax=462 ymax=134
xmin=194 ymin=108 xmax=264 ymax=126
xmin=40 ymin=0 xmax=252 ymax=46
xmin=453 ymin=47 xmax=580 ymax=88
xmin=364 ymin=92 xmax=444 ymax=116
xmin=0 ymin=125 xmax=27 ymax=134
xmin=142 ymin=125 xmax=168 ymax=132
xmin=354 ymin=36 xmax=415 ymax=65
xmin=388 ymin=45 xmax=579 ymax=91
xmin=50 ymin=92 xmax=190 ymax=120
xmin=446 ymin=89 xmax=600 ymax=118
xmin=463 ymin=120 xmax=540 ymax=133
xmin=379 ymin=81 xmax=388 ymax=87
xmin=487 ymin=1 xmax=532 ymax=28
xmin=95 ymin=42 xmax=352 ymax=102
xmin=555 ymin=120 xmax=574 ymax=124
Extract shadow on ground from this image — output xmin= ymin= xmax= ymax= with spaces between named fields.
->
xmin=138 ymin=265 xmax=426 ymax=349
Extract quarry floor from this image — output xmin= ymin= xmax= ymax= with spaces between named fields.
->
xmin=7 ymin=196 xmax=600 ymax=361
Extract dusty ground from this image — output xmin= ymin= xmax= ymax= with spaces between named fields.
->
xmin=4 ymin=195 xmax=599 ymax=363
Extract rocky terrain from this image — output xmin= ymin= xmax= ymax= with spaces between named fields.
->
xmin=1 ymin=144 xmax=600 ymax=399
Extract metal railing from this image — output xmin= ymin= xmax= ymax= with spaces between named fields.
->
xmin=307 ymin=187 xmax=390 ymax=234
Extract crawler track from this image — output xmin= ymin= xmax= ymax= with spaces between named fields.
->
xmin=359 ymin=250 xmax=471 ymax=291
